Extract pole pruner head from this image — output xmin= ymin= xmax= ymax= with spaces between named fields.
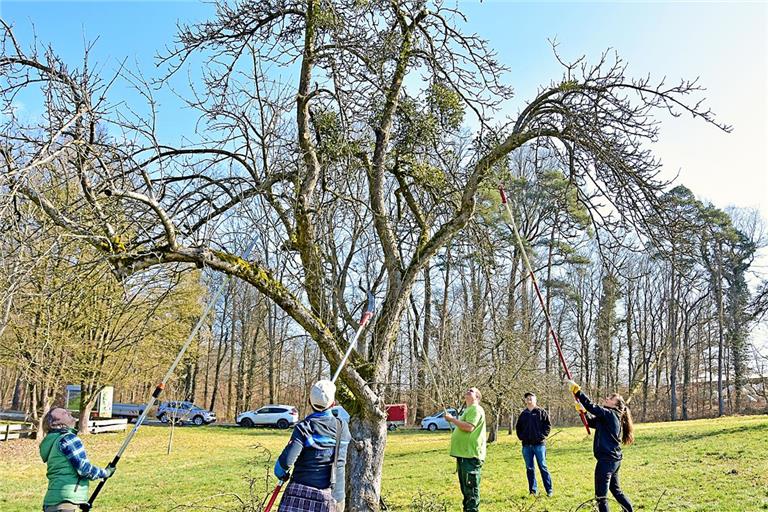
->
xmin=359 ymin=290 xmax=375 ymax=326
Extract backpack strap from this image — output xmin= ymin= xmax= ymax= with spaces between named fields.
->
xmin=329 ymin=417 xmax=343 ymax=490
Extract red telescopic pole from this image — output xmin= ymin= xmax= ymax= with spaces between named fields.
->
xmin=499 ymin=185 xmax=590 ymax=435
xmin=263 ymin=479 xmax=286 ymax=512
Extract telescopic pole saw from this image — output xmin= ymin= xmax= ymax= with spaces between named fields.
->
xmin=498 ymin=185 xmax=590 ymax=435
xmin=332 ymin=290 xmax=375 ymax=384
xmin=82 ymin=238 xmax=260 ymax=511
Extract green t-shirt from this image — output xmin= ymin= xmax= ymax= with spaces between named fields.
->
xmin=449 ymin=404 xmax=487 ymax=461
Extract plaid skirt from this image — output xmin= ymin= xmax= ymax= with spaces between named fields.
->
xmin=277 ymin=481 xmax=336 ymax=512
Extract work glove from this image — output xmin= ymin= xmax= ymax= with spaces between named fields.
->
xmin=574 ymin=401 xmax=586 ymax=414
xmin=565 ymin=379 xmax=581 ymax=395
xmin=274 ymin=461 xmax=289 ymax=480
xmin=103 ymin=466 xmax=116 ymax=479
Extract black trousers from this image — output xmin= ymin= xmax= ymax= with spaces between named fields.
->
xmin=594 ymin=459 xmax=633 ymax=512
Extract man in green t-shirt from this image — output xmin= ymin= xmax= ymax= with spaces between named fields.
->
xmin=445 ymin=387 xmax=486 ymax=512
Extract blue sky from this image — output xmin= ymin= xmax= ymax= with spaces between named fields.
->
xmin=3 ymin=0 xmax=766 ymax=224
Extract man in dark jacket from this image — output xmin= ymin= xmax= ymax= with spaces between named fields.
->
xmin=39 ymin=407 xmax=114 ymax=512
xmin=515 ymin=392 xmax=553 ymax=496
xmin=274 ymin=380 xmax=351 ymax=512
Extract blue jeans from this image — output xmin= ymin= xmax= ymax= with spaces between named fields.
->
xmin=522 ymin=444 xmax=552 ymax=494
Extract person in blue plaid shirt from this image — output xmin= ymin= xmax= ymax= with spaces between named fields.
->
xmin=39 ymin=407 xmax=115 ymax=512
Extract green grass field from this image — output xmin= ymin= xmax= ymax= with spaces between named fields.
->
xmin=1 ymin=415 xmax=766 ymax=511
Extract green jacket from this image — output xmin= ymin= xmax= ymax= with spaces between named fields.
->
xmin=39 ymin=430 xmax=89 ymax=506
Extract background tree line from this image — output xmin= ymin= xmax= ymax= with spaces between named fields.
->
xmin=2 ymin=148 xmax=765 ymax=437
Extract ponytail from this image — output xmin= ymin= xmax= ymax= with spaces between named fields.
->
xmin=620 ymin=405 xmax=634 ymax=446
xmin=610 ymin=394 xmax=634 ymax=446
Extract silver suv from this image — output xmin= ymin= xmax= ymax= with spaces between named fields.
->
xmin=156 ymin=401 xmax=216 ymax=426
xmin=236 ymin=405 xmax=298 ymax=428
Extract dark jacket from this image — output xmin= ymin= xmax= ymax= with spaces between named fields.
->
xmin=276 ymin=409 xmax=351 ymax=503
xmin=576 ymin=391 xmax=623 ymax=461
xmin=515 ymin=407 xmax=551 ymax=445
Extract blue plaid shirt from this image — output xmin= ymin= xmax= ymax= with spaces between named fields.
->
xmin=56 ymin=430 xmax=109 ymax=480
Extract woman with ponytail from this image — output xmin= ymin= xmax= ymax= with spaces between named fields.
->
xmin=565 ymin=380 xmax=634 ymax=512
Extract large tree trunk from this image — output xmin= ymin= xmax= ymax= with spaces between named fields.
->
xmin=506 ymin=248 xmax=520 ymax=333
xmin=544 ymin=221 xmax=557 ymax=373
xmin=184 ymin=362 xmax=196 ymax=402
xmin=487 ymin=397 xmax=502 ymax=443
xmin=669 ymin=269 xmax=679 ymax=421
xmin=77 ymin=400 xmax=96 ymax=436
xmin=418 ymin=268 xmax=432 ymax=420
xmin=77 ymin=383 xmax=97 ymax=436
xmin=681 ymin=310 xmax=691 ymax=420
xmin=641 ymin=356 xmax=649 ymax=421
xmin=235 ymin=357 xmax=245 ymax=414
xmin=11 ymin=375 xmax=24 ymax=410
xmin=626 ymin=281 xmax=634 ymax=387
xmin=236 ymin=316 xmax=249 ymax=413
xmin=203 ymin=325 xmax=212 ymax=407
xmin=268 ymin=304 xmax=278 ymax=404
xmin=190 ymin=361 xmax=198 ymax=403
xmin=409 ymin=313 xmax=422 ymax=421
xmin=245 ymin=320 xmax=263 ymax=409
xmin=347 ymin=413 xmax=388 ymax=512
xmin=210 ymin=291 xmax=231 ymax=412
xmin=36 ymin=392 xmax=53 ymax=442
xmin=716 ymin=241 xmax=726 ymax=417
xmin=209 ymin=333 xmax=227 ymax=412
xmin=227 ymin=293 xmax=239 ymax=420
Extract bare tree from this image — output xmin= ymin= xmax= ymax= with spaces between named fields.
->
xmin=1 ymin=3 xmax=730 ymax=507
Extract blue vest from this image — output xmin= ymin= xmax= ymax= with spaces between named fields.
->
xmin=277 ymin=410 xmax=351 ymax=502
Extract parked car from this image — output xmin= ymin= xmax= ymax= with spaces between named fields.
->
xmin=111 ymin=403 xmax=149 ymax=422
xmin=420 ymin=408 xmax=458 ymax=431
xmin=156 ymin=401 xmax=216 ymax=426
xmin=236 ymin=405 xmax=298 ymax=428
